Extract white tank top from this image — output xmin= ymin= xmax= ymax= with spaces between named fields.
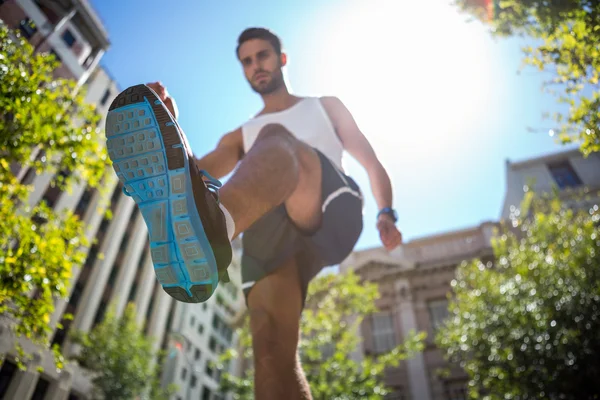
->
xmin=241 ymin=97 xmax=345 ymax=171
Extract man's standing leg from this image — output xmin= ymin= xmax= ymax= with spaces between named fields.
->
xmin=247 ymin=255 xmax=312 ymax=400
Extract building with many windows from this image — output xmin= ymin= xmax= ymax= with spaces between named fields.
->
xmin=0 ymin=1 xmax=246 ymax=399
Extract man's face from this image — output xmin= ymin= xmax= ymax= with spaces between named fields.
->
xmin=238 ymin=39 xmax=285 ymax=95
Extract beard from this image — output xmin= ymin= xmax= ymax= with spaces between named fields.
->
xmin=249 ymin=68 xmax=284 ymax=95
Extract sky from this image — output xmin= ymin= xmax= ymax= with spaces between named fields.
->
xmin=90 ymin=0 xmax=568 ymax=251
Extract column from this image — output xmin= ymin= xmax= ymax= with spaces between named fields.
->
xmin=111 ymin=212 xmax=148 ymax=318
xmin=26 ymin=170 xmax=53 ymax=208
xmin=48 ymin=176 xmax=118 ymax=333
xmin=78 ymin=48 xmax=105 ymax=87
xmin=3 ymin=353 xmax=41 ymax=400
xmin=147 ymin=285 xmax=173 ymax=353
xmin=53 ymin=179 xmax=87 ymax=214
xmin=394 ymin=279 xmax=432 ymax=400
xmin=44 ymin=370 xmax=73 ymax=400
xmin=67 ymin=192 xmax=135 ymax=337
xmin=134 ymin=253 xmax=156 ymax=326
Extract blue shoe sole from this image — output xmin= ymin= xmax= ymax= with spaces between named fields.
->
xmin=105 ymin=85 xmax=218 ymax=303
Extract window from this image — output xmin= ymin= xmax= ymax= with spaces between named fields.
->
xmin=68 ymin=392 xmax=83 ymax=400
xmin=40 ymin=169 xmax=70 ymax=209
xmin=100 ymin=89 xmax=111 ymax=106
xmin=209 ymin=336 xmax=217 ymax=352
xmin=201 ymin=386 xmax=211 ymax=400
xmin=428 ymin=299 xmax=449 ymax=332
xmin=181 ymin=367 xmax=187 ymax=380
xmin=93 ymin=300 xmax=107 ymax=326
xmin=0 ymin=360 xmax=18 ymax=399
xmin=384 ymin=390 xmax=408 ymax=400
xmin=74 ymin=187 xmax=95 ymax=218
xmin=190 ymin=315 xmax=195 ymax=327
xmin=205 ymin=363 xmax=213 ymax=378
xmin=198 ymin=323 xmax=204 ymax=335
xmin=195 ymin=348 xmax=201 ymax=360
xmin=190 ymin=374 xmax=197 ymax=388
xmin=222 ymin=326 xmax=233 ymax=343
xmin=31 ymin=376 xmax=50 ymax=400
xmin=19 ymin=18 xmax=37 ymax=38
xmin=21 ymin=166 xmax=36 ymax=185
xmin=444 ymin=380 xmax=468 ymax=400
xmin=371 ymin=312 xmax=395 ymax=353
xmin=548 ymin=160 xmax=582 ymax=189
xmin=50 ymin=49 xmax=62 ymax=63
xmin=62 ymin=29 xmax=76 ymax=47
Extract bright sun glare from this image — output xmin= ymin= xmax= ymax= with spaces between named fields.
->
xmin=311 ymin=0 xmax=494 ymax=175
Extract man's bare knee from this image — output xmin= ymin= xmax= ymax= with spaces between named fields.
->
xmin=257 ymin=123 xmax=294 ymax=141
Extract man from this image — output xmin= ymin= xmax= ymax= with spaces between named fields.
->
xmin=105 ymin=27 xmax=401 ymax=399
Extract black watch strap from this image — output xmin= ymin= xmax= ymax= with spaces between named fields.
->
xmin=377 ymin=207 xmax=398 ymax=222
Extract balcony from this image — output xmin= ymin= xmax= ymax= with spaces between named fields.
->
xmin=13 ymin=0 xmax=110 ymax=82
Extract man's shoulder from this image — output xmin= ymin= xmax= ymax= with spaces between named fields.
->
xmin=318 ymin=96 xmax=347 ymax=120
xmin=318 ymin=95 xmax=343 ymax=106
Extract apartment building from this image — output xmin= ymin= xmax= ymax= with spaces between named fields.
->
xmin=160 ymin=240 xmax=246 ymax=400
xmin=0 ymin=2 xmax=247 ymax=398
xmin=340 ymin=146 xmax=600 ymax=400
xmin=0 ymin=1 xmax=172 ymax=398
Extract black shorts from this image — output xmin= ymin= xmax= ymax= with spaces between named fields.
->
xmin=240 ymin=150 xmax=363 ymax=307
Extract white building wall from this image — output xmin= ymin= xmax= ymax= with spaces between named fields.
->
xmin=501 ymin=148 xmax=600 ymax=219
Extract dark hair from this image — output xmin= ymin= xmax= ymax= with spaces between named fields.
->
xmin=236 ymin=27 xmax=282 ymax=58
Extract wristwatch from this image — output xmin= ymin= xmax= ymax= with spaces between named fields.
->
xmin=377 ymin=207 xmax=398 ymax=223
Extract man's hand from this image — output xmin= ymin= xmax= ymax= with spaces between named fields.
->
xmin=146 ymin=81 xmax=178 ymax=119
xmin=146 ymin=81 xmax=169 ymax=101
xmin=377 ymin=214 xmax=402 ymax=251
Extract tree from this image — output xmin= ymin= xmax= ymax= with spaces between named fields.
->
xmin=456 ymin=0 xmax=600 ymax=155
xmin=69 ymin=303 xmax=178 ymax=400
xmin=217 ymin=271 xmax=425 ymax=400
xmin=0 ymin=24 xmax=109 ymax=368
xmin=436 ymin=190 xmax=600 ymax=399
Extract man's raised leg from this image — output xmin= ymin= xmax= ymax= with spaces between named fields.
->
xmin=248 ymin=255 xmax=312 ymax=400
xmin=219 ymin=123 xmax=323 ymax=237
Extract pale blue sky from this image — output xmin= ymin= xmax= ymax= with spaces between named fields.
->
xmin=91 ymin=0 xmax=565 ymax=251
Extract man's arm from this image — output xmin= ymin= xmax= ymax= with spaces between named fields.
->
xmin=194 ymin=128 xmax=244 ymax=179
xmin=320 ymin=96 xmax=402 ymax=250
xmin=321 ymin=96 xmax=393 ymax=210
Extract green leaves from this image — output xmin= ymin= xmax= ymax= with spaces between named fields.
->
xmin=69 ymin=304 xmax=177 ymax=400
xmin=218 ymin=271 xmax=425 ymax=399
xmin=456 ymin=0 xmax=600 ymax=156
xmin=0 ymin=25 xmax=108 ymax=189
xmin=0 ymin=24 xmax=110 ymax=370
xmin=437 ymin=192 xmax=600 ymax=399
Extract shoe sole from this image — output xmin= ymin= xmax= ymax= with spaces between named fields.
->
xmin=105 ymin=85 xmax=217 ymax=303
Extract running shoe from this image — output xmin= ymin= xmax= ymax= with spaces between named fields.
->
xmin=104 ymin=84 xmax=232 ymax=303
